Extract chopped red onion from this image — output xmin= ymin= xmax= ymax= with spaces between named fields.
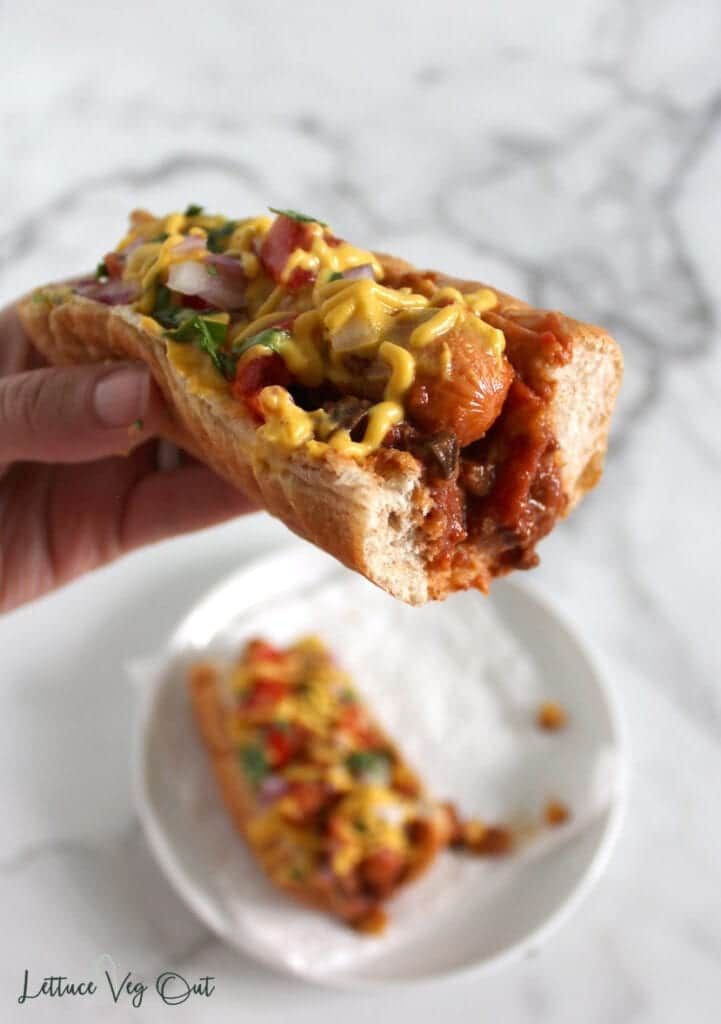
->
xmin=340 ymin=263 xmax=375 ymax=281
xmin=167 ymin=257 xmax=246 ymax=310
xmin=257 ymin=775 xmax=289 ymax=806
xmin=329 ymin=317 xmax=379 ymax=352
xmin=173 ymin=234 xmax=207 ymax=256
xmin=74 ymin=278 xmax=140 ymax=306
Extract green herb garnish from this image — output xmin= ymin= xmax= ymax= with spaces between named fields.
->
xmin=269 ymin=207 xmax=326 ymax=226
xmin=231 ymin=328 xmax=289 ymax=363
xmin=328 ymin=271 xmax=344 ymax=282
xmin=206 ymin=264 xmax=219 ymax=276
xmin=165 ymin=315 xmax=233 ymax=378
xmin=184 ymin=204 xmax=204 ymax=217
xmin=151 ymin=284 xmax=185 ymax=328
xmin=96 ymin=261 xmax=108 ymax=279
xmin=345 ymin=750 xmax=391 ymax=783
xmin=239 ymin=744 xmax=268 ymax=784
xmin=132 ymin=418 xmax=144 ymax=431
xmin=150 ymin=232 xmax=169 ymax=243
xmin=207 ymin=221 xmax=237 ymax=253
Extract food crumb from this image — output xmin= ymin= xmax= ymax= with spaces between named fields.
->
xmin=537 ymin=700 xmax=568 ymax=731
xmin=544 ymin=799 xmax=570 ymax=827
xmin=462 ymin=820 xmax=514 ymax=857
xmin=353 ymin=907 xmax=387 ymax=935
xmin=461 ymin=818 xmax=487 ymax=847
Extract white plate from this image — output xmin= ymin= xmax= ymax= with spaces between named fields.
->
xmin=134 ymin=544 xmax=626 ymax=988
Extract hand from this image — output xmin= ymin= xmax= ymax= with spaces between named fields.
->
xmin=0 ymin=304 xmax=256 ymax=612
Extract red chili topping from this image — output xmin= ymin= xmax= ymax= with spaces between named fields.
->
xmin=480 ymin=379 xmax=548 ymax=532
xmin=231 ymin=353 xmax=291 ymax=421
xmin=265 ymin=724 xmax=306 ymax=768
xmin=424 ymin=478 xmax=467 ymax=570
xmin=284 ymin=780 xmax=329 ymax=822
xmin=259 ymin=214 xmax=316 ymax=290
xmin=240 ymin=677 xmax=288 ymax=712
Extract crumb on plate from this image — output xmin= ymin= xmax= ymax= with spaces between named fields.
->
xmin=544 ymin=799 xmax=571 ymax=827
xmin=536 ymin=700 xmax=568 ymax=731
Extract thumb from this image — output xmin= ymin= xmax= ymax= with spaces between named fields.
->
xmin=0 ymin=362 xmax=171 ymax=463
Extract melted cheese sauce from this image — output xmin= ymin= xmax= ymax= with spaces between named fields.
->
xmin=165 ymin=341 xmax=229 ymax=398
xmin=222 ymin=637 xmax=423 ymax=884
xmin=109 ymin=207 xmax=507 ymax=460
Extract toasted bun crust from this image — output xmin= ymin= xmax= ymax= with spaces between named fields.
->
xmin=17 ymin=257 xmax=622 ymax=604
xmin=188 ymin=663 xmax=451 ymax=926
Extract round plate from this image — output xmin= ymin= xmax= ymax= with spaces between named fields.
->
xmin=134 ymin=545 xmax=626 ymax=988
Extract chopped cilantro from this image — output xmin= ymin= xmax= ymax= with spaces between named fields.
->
xmin=231 ymin=328 xmax=289 ymax=362
xmin=31 ymin=291 xmax=48 ymax=305
xmin=345 ymin=750 xmax=391 ymax=783
xmin=353 ymin=818 xmax=367 ymax=833
xmin=328 ymin=271 xmax=344 ymax=282
xmin=207 ymin=221 xmax=237 ymax=253
xmin=290 ymin=865 xmax=306 ymax=882
xmin=96 ymin=261 xmax=108 ymax=279
xmin=269 ymin=207 xmax=326 ymax=226
xmin=206 ymin=264 xmax=219 ymax=276
xmin=132 ymin=418 xmax=144 ymax=431
xmin=338 ymin=687 xmax=357 ymax=704
xmin=184 ymin=204 xmax=204 ymax=217
xmin=151 ymin=284 xmax=185 ymax=328
xmin=239 ymin=744 xmax=268 ymax=784
xmin=165 ymin=315 xmax=234 ymax=379
xmin=150 ymin=232 xmax=169 ymax=243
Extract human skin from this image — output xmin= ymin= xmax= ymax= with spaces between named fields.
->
xmin=0 ymin=304 xmax=256 ymax=612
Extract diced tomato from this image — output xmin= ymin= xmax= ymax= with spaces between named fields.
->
xmin=231 ymin=353 xmax=291 ymax=421
xmin=259 ymin=214 xmax=316 ymax=289
xmin=265 ymin=725 xmax=294 ymax=767
xmin=240 ymin=677 xmax=288 ymax=712
xmin=103 ymin=252 xmax=125 ymax=278
xmin=339 ymin=705 xmax=379 ymax=745
xmin=180 ymin=293 xmax=214 ymax=311
xmin=246 ymin=639 xmax=283 ymax=662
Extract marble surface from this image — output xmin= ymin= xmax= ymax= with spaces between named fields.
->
xmin=2 ymin=0 xmax=721 ymax=1019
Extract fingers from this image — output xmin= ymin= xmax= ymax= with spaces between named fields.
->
xmin=0 ymin=303 xmax=38 ymax=376
xmin=0 ymin=362 xmax=174 ymax=463
xmin=120 ymin=461 xmax=258 ymax=552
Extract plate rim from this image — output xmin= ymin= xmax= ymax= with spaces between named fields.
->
xmin=133 ymin=542 xmax=627 ymax=990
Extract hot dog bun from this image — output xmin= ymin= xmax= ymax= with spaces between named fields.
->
xmin=17 ymin=254 xmax=621 ymax=604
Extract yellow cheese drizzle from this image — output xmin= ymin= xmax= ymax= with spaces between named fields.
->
xmin=114 ymin=209 xmax=507 ymax=459
xmin=229 ymin=636 xmax=416 ymax=880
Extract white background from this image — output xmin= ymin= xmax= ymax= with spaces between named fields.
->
xmin=2 ymin=1 xmax=721 ymax=1020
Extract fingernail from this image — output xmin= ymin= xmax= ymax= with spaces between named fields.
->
xmin=93 ymin=366 xmax=150 ymax=428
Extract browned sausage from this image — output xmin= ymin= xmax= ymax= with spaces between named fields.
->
xmin=406 ymin=328 xmax=513 ymax=447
